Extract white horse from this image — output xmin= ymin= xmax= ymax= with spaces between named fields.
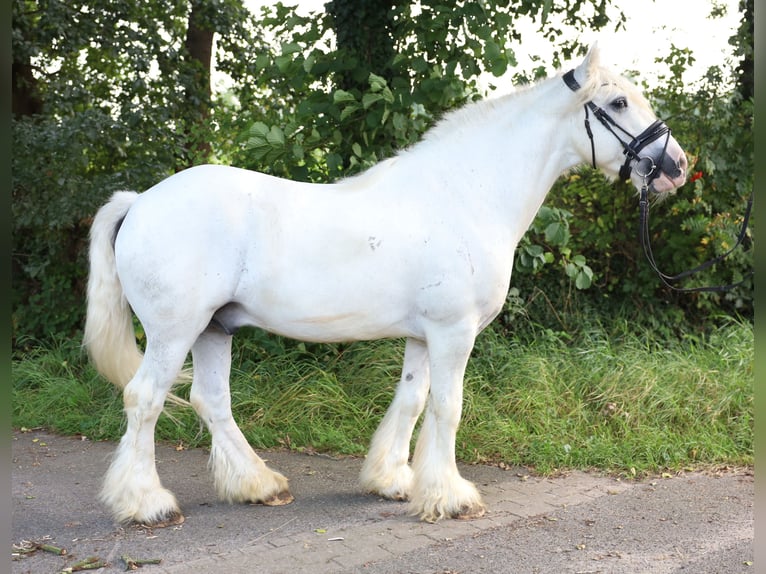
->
xmin=84 ymin=45 xmax=687 ymax=525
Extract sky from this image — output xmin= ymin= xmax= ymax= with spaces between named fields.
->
xmin=243 ymin=0 xmax=742 ymax=89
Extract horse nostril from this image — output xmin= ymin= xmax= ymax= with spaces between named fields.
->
xmin=660 ymin=153 xmax=683 ymax=178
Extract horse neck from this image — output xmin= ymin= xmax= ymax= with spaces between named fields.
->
xmin=407 ymin=77 xmax=584 ymax=235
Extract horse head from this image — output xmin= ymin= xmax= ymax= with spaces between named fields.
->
xmin=566 ymin=44 xmax=688 ymax=196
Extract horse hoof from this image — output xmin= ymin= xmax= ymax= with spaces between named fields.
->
xmin=260 ymin=490 xmax=294 ymax=506
xmin=140 ymin=511 xmax=185 ymax=528
xmin=453 ymin=504 xmax=486 ymax=520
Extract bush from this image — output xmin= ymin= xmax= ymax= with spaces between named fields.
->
xmin=12 ymin=110 xmax=176 ymax=344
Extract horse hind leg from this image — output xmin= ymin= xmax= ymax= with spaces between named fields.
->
xmin=360 ymin=338 xmax=430 ymax=501
xmin=190 ymin=326 xmax=293 ymax=506
xmin=100 ymin=336 xmax=190 ymax=526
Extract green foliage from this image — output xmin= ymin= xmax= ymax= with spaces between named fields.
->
xmin=515 ymin=205 xmax=594 ymax=290
xmin=12 ymin=109 xmax=174 ymax=341
xmin=11 ymin=0 xmax=752 ymax=345
xmin=12 ymin=0 xmax=264 ymax=343
xmin=229 ymin=0 xmax=620 ymax=181
xmin=646 ymin=46 xmax=753 ymax=315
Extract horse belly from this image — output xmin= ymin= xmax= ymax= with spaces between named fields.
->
xmin=234 ymin=239 xmax=508 ymax=344
xmin=233 ymin=251 xmax=420 ymax=343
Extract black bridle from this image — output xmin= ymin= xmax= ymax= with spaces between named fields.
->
xmin=563 ymin=69 xmax=753 ymax=294
xmin=562 ymin=69 xmax=672 ymax=186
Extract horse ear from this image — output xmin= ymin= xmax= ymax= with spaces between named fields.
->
xmin=573 ymin=43 xmax=601 ymax=89
xmin=584 ymin=42 xmax=600 ymax=71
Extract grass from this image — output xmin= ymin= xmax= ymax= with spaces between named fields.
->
xmin=12 ymin=316 xmax=753 ymax=476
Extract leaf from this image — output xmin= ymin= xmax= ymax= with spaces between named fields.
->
xmin=255 ymin=53 xmax=271 ymax=71
xmin=485 ymin=40 xmax=501 ymax=60
xmin=247 ymin=122 xmax=270 ymax=139
xmin=490 ymin=58 xmax=508 ymax=77
xmin=303 ymin=52 xmax=316 ymax=73
xmin=333 ymin=90 xmax=357 ymax=104
xmin=280 ymin=42 xmax=302 ymax=55
xmin=572 ymin=254 xmax=587 ymax=266
xmin=266 ymin=126 xmax=285 ymax=147
xmin=544 ymin=221 xmax=569 ymax=246
xmin=524 ymin=244 xmax=544 ymax=257
xmin=274 ymin=54 xmax=294 ymax=73
xmin=326 ymin=153 xmax=342 ymax=174
xmin=362 ymin=93 xmax=384 ymax=109
xmin=575 ymin=270 xmax=592 ymax=290
xmin=393 ymin=112 xmax=407 ymax=131
xmin=368 ymin=72 xmax=388 ymax=92
xmin=340 ymin=104 xmax=360 ymax=121
xmin=541 ymin=0 xmax=553 ymax=25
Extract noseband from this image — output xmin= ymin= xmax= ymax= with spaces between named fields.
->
xmin=562 ymin=69 xmax=753 ymax=294
xmin=562 ymin=69 xmax=672 ymax=185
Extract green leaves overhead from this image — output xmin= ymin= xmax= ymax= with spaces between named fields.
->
xmin=11 ymin=0 xmax=752 ymax=343
xmin=234 ymin=0 xmax=625 ymax=181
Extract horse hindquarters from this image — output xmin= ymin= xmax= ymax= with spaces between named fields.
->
xmin=83 ymin=192 xmax=179 ymax=524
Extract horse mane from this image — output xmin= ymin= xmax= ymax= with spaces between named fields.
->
xmin=344 ymin=75 xmax=562 ymax=187
xmin=415 ymin=61 xmax=652 ymax=147
xmin=420 ymin=81 xmax=539 ymax=145
xmin=345 ymin=61 xmax=653 ymax=187
xmin=340 ymin=94 xmax=521 ymax=187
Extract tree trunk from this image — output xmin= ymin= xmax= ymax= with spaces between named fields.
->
xmin=180 ymin=0 xmax=215 ymax=167
xmin=325 ymin=0 xmax=397 ymax=93
xmin=735 ymin=0 xmax=753 ymax=103
xmin=12 ymin=57 xmax=43 ymax=117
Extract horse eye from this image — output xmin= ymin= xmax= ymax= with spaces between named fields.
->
xmin=610 ymin=97 xmax=628 ymax=111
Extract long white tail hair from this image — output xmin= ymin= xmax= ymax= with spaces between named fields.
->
xmin=83 ymin=191 xmax=143 ymax=389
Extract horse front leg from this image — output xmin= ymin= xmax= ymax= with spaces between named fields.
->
xmin=360 ymin=337 xmax=430 ymax=501
xmin=190 ymin=328 xmax=293 ymax=507
xmin=409 ymin=326 xmax=485 ymax=522
xmin=100 ymin=340 xmax=188 ymax=526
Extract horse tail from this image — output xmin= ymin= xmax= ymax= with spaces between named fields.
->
xmin=83 ymin=191 xmax=143 ymax=390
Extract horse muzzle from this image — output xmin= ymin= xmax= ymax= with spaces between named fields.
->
xmin=648 ymin=150 xmax=688 ymax=193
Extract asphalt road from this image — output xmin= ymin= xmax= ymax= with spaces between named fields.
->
xmin=11 ymin=430 xmax=753 ymax=573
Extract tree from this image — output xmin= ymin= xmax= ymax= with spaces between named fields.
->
xmin=14 ymin=0 xmax=750 ymax=345
xmin=732 ymin=0 xmax=753 ymax=105
xmin=237 ymin=0 xmax=625 ymax=180
xmin=325 ymin=0 xmax=397 ymax=92
xmin=11 ymin=0 xmax=263 ymax=343
xmin=181 ymin=1 xmax=216 ymax=163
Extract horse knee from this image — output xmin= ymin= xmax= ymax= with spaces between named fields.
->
xmin=122 ymin=380 xmax=166 ymax=421
xmin=400 ymin=382 xmax=429 ymax=419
